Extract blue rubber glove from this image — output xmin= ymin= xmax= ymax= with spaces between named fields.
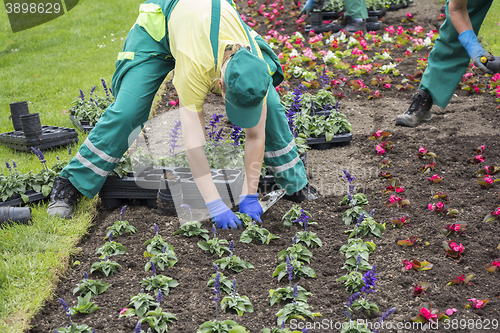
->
xmin=239 ymin=194 xmax=263 ymax=222
xmin=299 ymin=0 xmax=317 ymax=19
xmin=206 ymin=198 xmax=242 ymax=229
xmin=458 ymin=29 xmax=494 ymax=74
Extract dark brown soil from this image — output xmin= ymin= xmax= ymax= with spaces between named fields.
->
xmin=29 ymin=0 xmax=500 ymax=332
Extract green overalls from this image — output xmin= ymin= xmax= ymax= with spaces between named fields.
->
xmin=61 ymin=0 xmax=307 ymax=198
xmin=420 ymin=0 xmax=493 ymax=108
xmin=345 ymin=0 xmax=368 ymax=20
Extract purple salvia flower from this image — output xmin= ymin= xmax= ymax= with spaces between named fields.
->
xmin=356 ymin=213 xmax=365 ymax=227
xmin=342 ymin=169 xmax=354 ymax=183
xmin=292 ymin=283 xmax=298 ymax=301
xmin=373 ymin=307 xmax=396 ymax=333
xmin=120 ymin=205 xmax=127 ymax=217
xmin=12 ymin=161 xmax=16 ymax=170
xmin=212 ymin=224 xmax=217 ymax=237
xmin=134 ymin=321 xmax=142 ymax=333
xmin=310 ymin=99 xmax=315 ymax=115
xmin=302 ymin=329 xmax=309 ymax=333
xmin=229 ymin=240 xmax=234 ymax=255
xmin=90 ymin=85 xmax=96 ymax=96
xmin=30 ymin=147 xmax=47 ymax=170
xmin=349 ymin=184 xmax=355 ymax=193
xmin=68 ymin=147 xmax=72 ymax=156
xmin=320 ymin=66 xmax=328 ymax=88
xmin=292 ymin=234 xmax=297 ymax=245
xmin=335 ymin=100 xmax=339 ymax=112
xmin=83 ymin=271 xmax=88 ymax=280
xmin=213 ymin=263 xmax=219 ymax=271
xmin=150 ymin=261 xmax=157 ymax=275
xmin=355 ymin=254 xmax=361 ymax=268
xmin=162 ymin=245 xmax=167 ymax=253
xmin=232 ymin=278 xmax=237 ymax=295
xmin=213 ymin=272 xmax=221 ymax=301
xmin=108 ymin=231 xmax=113 ymax=242
xmin=344 ymin=292 xmax=361 ymax=320
xmin=79 ymin=89 xmax=85 ymax=101
xmin=168 ymin=121 xmax=182 ymax=157
xmin=370 ymin=209 xmax=376 ymax=217
xmin=361 ymin=264 xmax=377 ymax=294
xmin=92 ymin=330 xmax=96 ymax=333
xmin=56 ymin=156 xmax=60 ymax=161
xmin=281 ymin=322 xmax=285 ymax=329
xmin=347 ymin=191 xmax=353 ymax=203
xmin=154 ymin=223 xmax=159 ymax=235
xmin=101 ymin=78 xmax=111 ymax=100
xmin=105 ymin=254 xmax=109 ymax=261
xmin=252 ymin=220 xmax=256 ymax=225
xmin=94 ymin=99 xmax=99 ymax=108
xmin=5 ymin=162 xmax=11 ymax=172
xmin=229 ymin=125 xmax=243 ymax=147
xmin=290 ymin=255 xmax=295 ymax=261
xmin=304 ymin=215 xmax=309 ymax=232
xmin=157 ymin=289 xmax=162 ymax=303
xmin=58 ymin=297 xmax=72 ymax=324
xmin=293 ymin=209 xmax=309 ymax=225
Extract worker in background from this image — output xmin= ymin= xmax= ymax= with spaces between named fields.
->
xmin=396 ymin=0 xmax=496 ymax=127
xmin=47 ymin=0 xmax=318 ymax=228
xmin=300 ymin=0 xmax=368 ymax=34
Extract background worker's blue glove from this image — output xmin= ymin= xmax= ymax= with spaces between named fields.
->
xmin=299 ymin=0 xmax=317 ymax=19
xmin=239 ymin=194 xmax=263 ymax=222
xmin=458 ymin=29 xmax=495 ymax=74
xmin=206 ymin=198 xmax=242 ymax=229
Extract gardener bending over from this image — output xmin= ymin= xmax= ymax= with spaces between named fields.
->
xmin=48 ymin=0 xmax=318 ymax=228
xmin=396 ymin=0 xmax=497 ymax=127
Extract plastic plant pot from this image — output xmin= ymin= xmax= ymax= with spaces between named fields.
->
xmin=20 ymin=113 xmax=42 ymax=140
xmin=0 ymin=207 xmax=31 ymax=227
xmin=10 ymin=101 xmax=30 ymax=131
xmin=157 ymin=173 xmax=182 ymax=216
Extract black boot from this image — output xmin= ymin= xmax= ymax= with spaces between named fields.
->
xmin=47 ymin=176 xmax=79 ymax=218
xmin=284 ymin=184 xmax=320 ymax=203
xmin=343 ymin=15 xmax=367 ymax=34
xmin=396 ymin=89 xmax=433 ymax=127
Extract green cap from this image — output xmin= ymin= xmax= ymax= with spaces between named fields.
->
xmin=224 ymin=47 xmax=271 ymax=128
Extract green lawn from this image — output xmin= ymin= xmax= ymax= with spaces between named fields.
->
xmin=0 ymin=1 xmax=142 ymax=331
xmin=0 ymin=0 xmax=499 ymax=332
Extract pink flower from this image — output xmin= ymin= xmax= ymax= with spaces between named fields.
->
xmin=475 ymin=155 xmax=485 ymax=162
xmin=484 ymin=176 xmax=494 ymax=185
xmin=405 ymin=50 xmax=412 ymax=56
xmin=385 ymin=25 xmax=395 ymax=35
xmin=406 ymin=13 xmax=413 ymax=19
xmin=384 ymin=83 xmax=391 ymax=89
xmin=451 ymin=224 xmax=460 ymax=232
xmin=492 ymin=261 xmax=500 ymax=267
xmin=419 ymin=146 xmax=426 ymax=154
xmin=389 ymin=195 xmax=401 ymax=203
xmin=449 ymin=242 xmax=464 ymax=253
xmin=420 ymin=307 xmax=437 ymax=321
xmin=446 ymin=308 xmax=457 ymax=316
xmin=414 ymin=25 xmax=423 ymax=33
xmin=493 ymin=207 xmax=500 ymax=216
xmin=374 ymin=129 xmax=382 ymax=137
xmin=480 ymin=144 xmax=486 ymax=150
xmin=376 ymin=145 xmax=385 ymax=155
xmin=436 ymin=201 xmax=444 ymax=210
xmin=119 ymin=307 xmax=128 ymax=315
xmin=285 ymin=41 xmax=293 ymax=49
xmin=277 ymin=52 xmax=284 ymax=60
xmin=468 ymin=299 xmax=484 ymax=309
xmin=395 ymin=187 xmax=404 ymax=193
xmin=397 ymin=26 xmax=404 ymax=35
xmin=169 ymin=99 xmax=179 ymax=106
xmin=474 ymin=86 xmax=480 ymax=94
xmin=405 ymin=262 xmax=413 ymax=270
xmin=428 ymin=203 xmax=434 ymax=211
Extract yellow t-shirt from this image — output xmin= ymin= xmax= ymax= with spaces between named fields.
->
xmin=168 ymin=0 xmax=264 ymax=112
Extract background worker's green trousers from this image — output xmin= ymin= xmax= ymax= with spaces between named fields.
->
xmin=420 ymin=0 xmax=492 ymax=108
xmin=61 ymin=18 xmax=306 ymax=198
xmin=345 ymin=0 xmax=368 ymax=19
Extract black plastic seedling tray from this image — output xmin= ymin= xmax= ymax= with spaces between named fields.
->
xmin=305 ymin=132 xmax=352 ymax=150
xmin=99 ymin=167 xmax=245 ymax=209
xmin=367 ymin=8 xmax=386 ymax=18
xmin=0 ymin=126 xmax=79 ymax=152
xmin=0 ymin=190 xmax=48 ymax=207
xmin=69 ymin=115 xmax=94 ymax=132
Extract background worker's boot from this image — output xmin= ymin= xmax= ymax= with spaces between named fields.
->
xmin=47 ymin=176 xmax=78 ymax=218
xmin=343 ymin=16 xmax=367 ymax=34
xmin=284 ymin=183 xmax=320 ymax=203
xmin=396 ymin=89 xmax=433 ymax=127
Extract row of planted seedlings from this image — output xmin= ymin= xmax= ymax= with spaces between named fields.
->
xmin=336 ymin=167 xmax=396 ymax=333
xmin=54 ymin=205 xmax=181 ymax=332
xmin=172 ymin=201 xmax=324 ymax=332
